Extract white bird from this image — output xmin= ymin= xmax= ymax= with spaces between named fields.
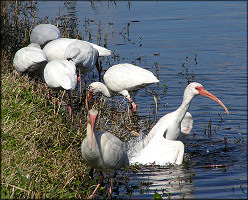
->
xmin=30 ymin=24 xmax=61 ymax=48
xmin=13 ymin=43 xmax=47 ymax=77
xmin=64 ymin=40 xmax=98 ymax=80
xmin=81 ymin=108 xmax=129 ymax=198
xmin=43 ymin=38 xmax=111 ymax=81
xmin=43 ymin=38 xmax=111 ymax=63
xmin=87 ymin=63 xmax=159 ymax=111
xmin=43 ymin=38 xmax=77 ymax=61
xmin=128 ymin=82 xmax=229 ymax=166
xmin=43 ymin=59 xmax=77 ymax=116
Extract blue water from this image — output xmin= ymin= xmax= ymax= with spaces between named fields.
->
xmin=37 ymin=1 xmax=247 ymax=198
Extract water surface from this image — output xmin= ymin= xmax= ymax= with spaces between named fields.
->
xmin=37 ymin=1 xmax=247 ymax=198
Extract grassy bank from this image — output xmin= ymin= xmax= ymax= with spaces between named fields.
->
xmin=1 ymin=2 xmax=145 ymax=198
xmin=1 ymin=11 xmax=90 ymax=196
xmin=1 ymin=2 xmax=90 ymax=198
xmin=1 ymin=68 xmax=92 ymax=199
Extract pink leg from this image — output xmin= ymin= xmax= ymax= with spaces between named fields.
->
xmin=77 ymin=75 xmax=81 ymax=82
xmin=109 ymin=178 xmax=114 ymax=198
xmin=68 ymin=105 xmax=72 ymax=117
xmin=88 ymin=182 xmax=101 ymax=199
xmin=88 ymin=172 xmax=104 ymax=199
xmin=56 ymin=90 xmax=66 ymax=115
xmin=128 ymin=98 xmax=137 ymax=112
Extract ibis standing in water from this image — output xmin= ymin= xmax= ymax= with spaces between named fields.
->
xmin=43 ymin=59 xmax=77 ymax=116
xmin=81 ymin=108 xmax=129 ymax=198
xmin=128 ymin=82 xmax=229 ymax=166
xmin=87 ymin=63 xmax=159 ymax=112
xmin=30 ymin=24 xmax=61 ymax=48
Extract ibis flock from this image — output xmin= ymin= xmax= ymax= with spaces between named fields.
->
xmin=13 ymin=24 xmax=230 ymax=198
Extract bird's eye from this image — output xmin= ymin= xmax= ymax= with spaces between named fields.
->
xmin=195 ymin=86 xmax=199 ymax=90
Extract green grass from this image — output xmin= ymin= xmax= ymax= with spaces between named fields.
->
xmin=1 ymin=70 xmax=93 ymax=198
xmin=0 ymin=2 xmax=92 ymax=198
xmin=1 ymin=2 xmax=157 ymax=198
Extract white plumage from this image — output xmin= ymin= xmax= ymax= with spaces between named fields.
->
xmin=43 ymin=38 xmax=111 ymax=63
xmin=44 ymin=59 xmax=77 ymax=91
xmin=43 ymin=38 xmax=77 ymax=62
xmin=13 ymin=43 xmax=47 ymax=77
xmin=44 ymin=59 xmax=77 ymax=116
xmin=81 ymin=108 xmax=129 ymax=171
xmin=81 ymin=108 xmax=129 ymax=198
xmin=128 ymin=82 xmax=229 ymax=166
xmin=86 ymin=42 xmax=111 ymax=56
xmin=64 ymin=40 xmax=98 ymax=74
xmin=179 ymin=112 xmax=193 ymax=142
xmin=30 ymin=24 xmax=61 ymax=48
xmin=43 ymin=38 xmax=111 ymax=81
xmin=88 ymin=63 xmax=159 ymax=111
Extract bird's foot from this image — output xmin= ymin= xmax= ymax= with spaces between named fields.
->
xmin=87 ymin=194 xmax=95 ymax=199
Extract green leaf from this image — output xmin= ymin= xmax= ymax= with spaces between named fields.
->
xmin=154 ymin=192 xmax=162 ymax=200
xmin=15 ymin=165 xmax=27 ymax=186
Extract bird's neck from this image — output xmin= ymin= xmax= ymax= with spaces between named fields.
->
xmin=94 ymin=82 xmax=114 ymax=97
xmin=87 ymin=123 xmax=96 ymax=147
xmin=175 ymin=92 xmax=193 ymax=123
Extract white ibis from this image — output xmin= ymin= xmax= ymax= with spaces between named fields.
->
xmin=30 ymin=24 xmax=61 ymax=48
xmin=43 ymin=38 xmax=111 ymax=63
xmin=129 ymin=82 xmax=229 ymax=165
xmin=43 ymin=59 xmax=77 ymax=116
xmin=13 ymin=43 xmax=47 ymax=78
xmin=81 ymin=108 xmax=129 ymax=198
xmin=64 ymin=40 xmax=98 ymax=82
xmin=43 ymin=38 xmax=76 ymax=61
xmin=43 ymin=38 xmax=111 ymax=81
xmin=87 ymin=63 xmax=159 ymax=111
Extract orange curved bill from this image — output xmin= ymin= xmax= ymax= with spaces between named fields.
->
xmin=198 ymin=87 xmax=229 ymax=115
xmin=87 ymin=91 xmax=93 ymax=103
xmin=89 ymin=113 xmax=97 ymax=150
xmin=86 ymin=91 xmax=93 ymax=110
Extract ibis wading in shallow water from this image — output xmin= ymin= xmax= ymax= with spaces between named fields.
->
xmin=87 ymin=63 xmax=159 ymax=111
xmin=128 ymin=82 xmax=229 ymax=166
xmin=81 ymin=108 xmax=129 ymax=198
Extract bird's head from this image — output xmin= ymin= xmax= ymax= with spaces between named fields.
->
xmin=185 ymin=82 xmax=229 ymax=115
xmin=86 ymin=83 xmax=99 ymax=110
xmin=184 ymin=82 xmax=204 ymax=96
xmin=88 ymin=82 xmax=99 ymax=95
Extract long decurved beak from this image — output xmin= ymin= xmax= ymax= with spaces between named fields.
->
xmin=87 ymin=91 xmax=93 ymax=103
xmin=89 ymin=113 xmax=97 ymax=150
xmin=198 ymin=87 xmax=229 ymax=115
xmin=86 ymin=91 xmax=93 ymax=110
